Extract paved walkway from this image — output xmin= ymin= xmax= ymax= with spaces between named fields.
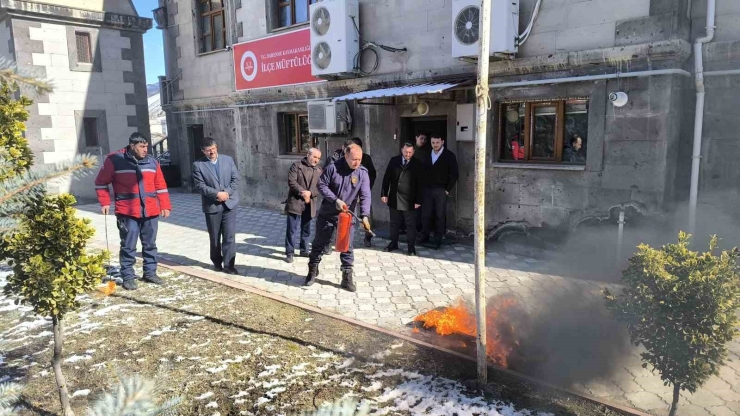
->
xmin=77 ymin=194 xmax=740 ymax=416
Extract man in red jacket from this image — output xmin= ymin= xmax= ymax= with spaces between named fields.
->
xmin=95 ymin=133 xmax=172 ymax=290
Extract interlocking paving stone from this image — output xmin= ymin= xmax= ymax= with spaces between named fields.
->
xmin=77 ymin=194 xmax=740 ymax=415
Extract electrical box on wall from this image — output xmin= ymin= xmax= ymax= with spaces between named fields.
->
xmin=456 ymin=104 xmax=475 ymax=142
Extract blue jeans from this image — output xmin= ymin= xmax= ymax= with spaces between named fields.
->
xmin=309 ymin=215 xmax=355 ymax=270
xmin=116 ymin=215 xmax=159 ymax=281
xmin=285 ymin=210 xmax=313 ymax=256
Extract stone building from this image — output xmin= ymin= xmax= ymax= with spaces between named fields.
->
xmin=0 ymin=0 xmax=151 ymax=198
xmin=156 ymin=0 xmax=740 ymax=236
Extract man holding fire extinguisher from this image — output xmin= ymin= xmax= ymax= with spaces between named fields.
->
xmin=306 ymin=144 xmax=372 ymax=292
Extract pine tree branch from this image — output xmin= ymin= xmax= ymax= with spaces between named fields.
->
xmin=0 ymin=155 xmax=97 ymax=207
xmin=0 ymin=57 xmax=53 ymax=94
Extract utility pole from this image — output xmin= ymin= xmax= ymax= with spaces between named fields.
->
xmin=474 ymin=0 xmax=492 ymax=386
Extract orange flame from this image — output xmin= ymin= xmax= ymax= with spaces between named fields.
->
xmin=413 ymin=296 xmax=524 ymax=368
xmin=96 ymin=281 xmax=116 ymax=296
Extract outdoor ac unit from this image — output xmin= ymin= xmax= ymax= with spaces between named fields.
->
xmin=451 ymin=0 xmax=519 ymax=58
xmin=309 ymin=0 xmax=360 ymax=77
xmin=308 ymin=101 xmax=350 ymax=134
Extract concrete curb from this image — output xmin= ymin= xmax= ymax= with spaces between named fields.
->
xmin=91 ymin=240 xmax=652 ymax=416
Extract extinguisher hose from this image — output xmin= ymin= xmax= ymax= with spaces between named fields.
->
xmin=343 ymin=207 xmax=376 ymax=238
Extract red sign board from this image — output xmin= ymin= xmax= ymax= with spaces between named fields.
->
xmin=233 ymin=28 xmax=323 ymax=91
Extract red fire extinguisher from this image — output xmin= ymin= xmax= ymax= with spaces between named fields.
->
xmin=335 ymin=206 xmax=352 ymax=253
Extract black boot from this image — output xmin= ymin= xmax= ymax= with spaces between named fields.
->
xmin=305 ymin=263 xmax=318 ymax=286
xmin=384 ymin=242 xmax=399 ymax=252
xmin=340 ymin=269 xmax=356 ymax=292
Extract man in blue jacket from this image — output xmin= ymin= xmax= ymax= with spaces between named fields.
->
xmin=306 ymin=144 xmax=372 ymax=292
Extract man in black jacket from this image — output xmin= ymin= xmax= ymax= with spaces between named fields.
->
xmin=284 ymin=148 xmax=322 ymax=263
xmin=418 ymin=134 xmax=459 ymax=249
xmin=381 ymin=142 xmax=423 ymax=256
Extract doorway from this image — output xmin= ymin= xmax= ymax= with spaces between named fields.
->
xmin=406 ymin=116 xmax=447 ymax=143
xmin=401 ymin=116 xmax=457 ymax=242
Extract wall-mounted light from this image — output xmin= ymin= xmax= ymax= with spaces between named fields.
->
xmin=152 ymin=6 xmax=168 ymax=29
xmin=609 ymin=92 xmax=628 ymax=107
xmin=505 ymin=108 xmax=520 ymax=123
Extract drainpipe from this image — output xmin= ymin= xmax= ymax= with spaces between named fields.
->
xmin=617 ymin=209 xmax=625 ymax=262
xmin=688 ymin=0 xmax=716 ymax=235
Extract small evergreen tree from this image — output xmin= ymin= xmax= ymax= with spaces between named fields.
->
xmin=298 ymin=399 xmax=370 ymax=416
xmin=604 ymin=232 xmax=740 ymax=416
xmin=0 ymin=79 xmax=95 ymax=235
xmin=2 ymin=194 xmax=107 ymax=416
xmin=85 ymin=374 xmax=180 ymax=416
xmin=0 ymin=382 xmax=23 ymax=416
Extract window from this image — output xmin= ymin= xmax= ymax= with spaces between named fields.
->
xmin=499 ymin=99 xmax=588 ymax=164
xmin=277 ymin=0 xmax=318 ymax=28
xmin=199 ymin=0 xmax=226 ymax=53
xmin=281 ymin=113 xmax=312 ymax=154
xmin=75 ymin=32 xmax=92 ymax=64
xmin=83 ymin=117 xmax=99 ymax=147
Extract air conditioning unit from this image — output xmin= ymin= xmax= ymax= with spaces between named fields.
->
xmin=309 ymin=0 xmax=360 ymax=77
xmin=308 ymin=101 xmax=350 ymax=134
xmin=451 ymin=0 xmax=519 ymax=58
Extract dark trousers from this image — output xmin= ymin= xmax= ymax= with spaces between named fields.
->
xmin=309 ymin=215 xmax=355 ymax=270
xmin=399 ymin=206 xmax=424 ymax=233
xmin=285 ymin=209 xmax=313 ymax=256
xmin=390 ymin=207 xmax=416 ymax=248
xmin=205 ymin=207 xmax=237 ymax=268
xmin=117 ymin=215 xmax=159 ymax=281
xmin=421 ymin=187 xmax=448 ymax=244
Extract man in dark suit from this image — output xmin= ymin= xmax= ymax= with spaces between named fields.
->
xmin=381 ymin=142 xmax=422 ymax=256
xmin=418 ymin=134 xmax=459 ymax=250
xmin=192 ymin=137 xmax=240 ymax=274
xmin=284 ymin=147 xmax=322 ymax=263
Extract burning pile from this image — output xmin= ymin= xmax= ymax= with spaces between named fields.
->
xmin=414 ymin=295 xmax=528 ymax=368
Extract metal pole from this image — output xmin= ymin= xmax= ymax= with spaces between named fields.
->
xmin=617 ymin=209 xmax=625 ymax=262
xmin=474 ymin=0 xmax=492 ymax=386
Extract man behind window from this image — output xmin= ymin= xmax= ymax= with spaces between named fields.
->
xmin=418 ymin=134 xmax=459 ymax=250
xmin=563 ymin=134 xmax=585 ymax=163
xmin=192 ymin=137 xmax=240 ymax=274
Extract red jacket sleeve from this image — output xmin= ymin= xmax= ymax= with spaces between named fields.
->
xmin=94 ymin=156 xmax=114 ymax=207
xmin=154 ymin=161 xmax=172 ymax=211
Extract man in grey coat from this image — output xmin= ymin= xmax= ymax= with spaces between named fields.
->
xmin=192 ymin=137 xmax=240 ymax=274
xmin=284 ymin=148 xmax=322 ymax=263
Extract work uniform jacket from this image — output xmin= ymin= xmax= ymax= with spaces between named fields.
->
xmin=325 ymin=148 xmax=377 ymax=188
xmin=95 ymin=148 xmax=171 ymax=218
xmin=286 ymin=157 xmax=322 ymax=217
xmin=381 ymin=155 xmax=423 ymax=211
xmin=317 ymin=158 xmax=371 ymax=219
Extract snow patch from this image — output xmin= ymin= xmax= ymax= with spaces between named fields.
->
xmin=72 ymin=389 xmax=91 ymax=397
xmin=195 ymin=392 xmax=214 ymax=400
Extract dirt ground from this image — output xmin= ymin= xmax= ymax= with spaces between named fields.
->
xmin=1 ymin=263 xmax=626 ymax=416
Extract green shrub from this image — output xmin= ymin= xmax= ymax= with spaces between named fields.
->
xmin=604 ymin=232 xmax=740 ymax=416
xmin=2 ymin=193 xmax=107 ymax=416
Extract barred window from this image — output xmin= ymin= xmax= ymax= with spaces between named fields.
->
xmin=83 ymin=117 xmax=99 ymax=147
xmin=75 ymin=32 xmax=92 ymax=64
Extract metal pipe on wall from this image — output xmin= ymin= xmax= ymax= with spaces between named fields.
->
xmin=688 ymin=0 xmax=716 ymax=235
